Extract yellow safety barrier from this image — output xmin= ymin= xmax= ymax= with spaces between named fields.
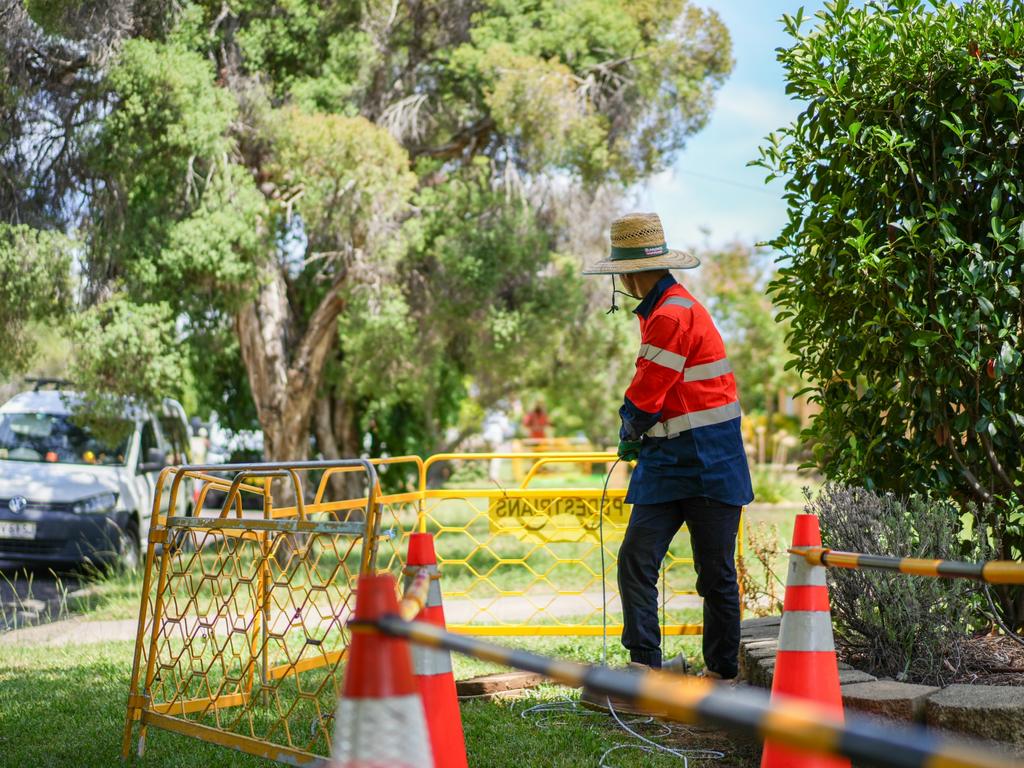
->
xmin=124 ymin=452 xmax=740 ymax=764
xmin=123 ymin=459 xmax=380 ymax=765
xmin=509 ymin=438 xmax=595 ymax=480
xmin=321 ymin=452 xmax=734 ymax=637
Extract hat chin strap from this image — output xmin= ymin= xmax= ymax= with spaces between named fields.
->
xmin=606 ymin=275 xmax=639 ymax=314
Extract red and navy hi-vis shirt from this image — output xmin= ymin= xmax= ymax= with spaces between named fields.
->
xmin=619 ymin=274 xmax=753 ymax=507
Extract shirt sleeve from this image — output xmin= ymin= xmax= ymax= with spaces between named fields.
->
xmin=619 ymin=396 xmax=660 ymax=441
xmin=619 ymin=313 xmax=689 ymax=440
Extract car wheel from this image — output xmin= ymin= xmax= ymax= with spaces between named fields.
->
xmin=118 ymin=521 xmax=141 ymax=572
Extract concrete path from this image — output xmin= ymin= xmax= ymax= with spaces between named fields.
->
xmin=0 ymin=591 xmax=703 ymax=647
xmin=0 ymin=616 xmax=138 ymax=646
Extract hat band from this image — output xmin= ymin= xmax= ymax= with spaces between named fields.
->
xmin=610 ymin=243 xmax=668 ymax=260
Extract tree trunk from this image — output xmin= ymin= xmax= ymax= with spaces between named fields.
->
xmin=314 ymin=393 xmax=366 ymax=502
xmin=235 ymin=266 xmax=347 ymax=464
xmin=234 ymin=266 xmax=347 ymax=565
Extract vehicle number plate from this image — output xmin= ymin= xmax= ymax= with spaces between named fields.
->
xmin=0 ymin=521 xmax=36 ymax=540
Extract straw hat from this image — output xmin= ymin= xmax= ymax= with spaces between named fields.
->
xmin=582 ymin=212 xmax=699 ymax=274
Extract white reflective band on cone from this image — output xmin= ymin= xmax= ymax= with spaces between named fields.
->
xmin=777 ymin=611 xmax=835 ymax=652
xmin=786 ymin=554 xmax=827 ymax=586
xmin=426 ymin=577 xmax=442 ymax=608
xmin=333 ymin=695 xmax=434 ymax=768
xmin=411 ymin=643 xmax=453 ymax=676
xmin=637 ymin=343 xmax=686 ymax=372
xmin=645 ymin=400 xmax=742 ymax=438
xmin=683 ymin=358 xmax=733 ymax=382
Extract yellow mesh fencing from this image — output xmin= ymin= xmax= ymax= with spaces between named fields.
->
xmin=123 ymin=453 xmax=742 ymax=764
xmin=361 ymin=453 xmax=726 ymax=637
xmin=123 ymin=459 xmax=380 ymax=765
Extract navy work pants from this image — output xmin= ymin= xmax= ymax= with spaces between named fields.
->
xmin=617 ymin=497 xmax=742 ymax=676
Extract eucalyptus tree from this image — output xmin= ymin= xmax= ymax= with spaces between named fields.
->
xmin=0 ymin=224 xmax=71 ymax=378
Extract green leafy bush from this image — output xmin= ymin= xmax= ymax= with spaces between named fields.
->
xmin=67 ymin=295 xmax=189 ymax=444
xmin=813 ymin=484 xmax=972 ymax=686
xmin=757 ymin=0 xmax=1024 ymax=627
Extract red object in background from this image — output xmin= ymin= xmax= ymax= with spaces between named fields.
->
xmin=522 ymin=406 xmax=549 ymax=440
xmin=45 ymin=451 xmax=58 ymax=463
xmin=986 ymin=359 xmax=996 ymax=380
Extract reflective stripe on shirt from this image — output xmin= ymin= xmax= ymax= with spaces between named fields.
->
xmin=645 ymin=400 xmax=742 ymax=438
xmin=662 ymin=296 xmax=694 ymax=309
xmin=683 ymin=358 xmax=733 ymax=382
xmin=637 ymin=343 xmax=686 ymax=373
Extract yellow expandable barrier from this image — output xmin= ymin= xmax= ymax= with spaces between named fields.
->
xmin=124 ymin=452 xmax=741 ymax=764
xmin=329 ymin=452 xmax=735 ymax=637
xmin=123 ymin=459 xmax=381 ymax=765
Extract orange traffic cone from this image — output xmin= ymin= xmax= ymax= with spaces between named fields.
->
xmin=333 ymin=573 xmax=433 ymax=768
xmin=405 ymin=533 xmax=468 ymax=768
xmin=761 ymin=514 xmax=849 ymax=768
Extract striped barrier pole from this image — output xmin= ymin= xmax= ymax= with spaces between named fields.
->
xmin=400 ymin=566 xmax=432 ymax=621
xmin=358 ymin=614 xmax=1020 ymax=768
xmin=790 ymin=547 xmax=1024 ymax=585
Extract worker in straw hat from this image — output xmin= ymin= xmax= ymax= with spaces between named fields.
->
xmin=584 ymin=212 xmax=753 ymax=693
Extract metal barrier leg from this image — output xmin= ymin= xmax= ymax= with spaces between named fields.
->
xmin=121 ymin=534 xmax=160 ymax=759
xmin=259 ymin=484 xmax=272 ymax=707
xmin=260 ymin=532 xmax=271 ymax=707
xmin=136 ymin=532 xmax=174 ymax=758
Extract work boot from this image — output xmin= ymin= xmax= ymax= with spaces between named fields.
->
xmin=662 ymin=654 xmax=691 ymax=675
xmin=579 ymin=662 xmax=664 ymax=717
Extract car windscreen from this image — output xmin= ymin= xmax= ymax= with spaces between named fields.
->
xmin=0 ymin=412 xmax=131 ymax=466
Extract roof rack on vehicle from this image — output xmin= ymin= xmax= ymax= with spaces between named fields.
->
xmin=25 ymin=377 xmax=75 ymax=392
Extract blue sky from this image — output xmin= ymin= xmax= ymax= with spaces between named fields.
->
xmin=643 ymin=0 xmax=829 ymax=250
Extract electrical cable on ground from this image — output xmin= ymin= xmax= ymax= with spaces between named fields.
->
xmin=983 ymin=582 xmax=1024 ymax=650
xmin=521 ymin=458 xmax=726 ymax=766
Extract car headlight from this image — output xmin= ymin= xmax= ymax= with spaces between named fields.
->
xmin=72 ymin=492 xmax=118 ymax=515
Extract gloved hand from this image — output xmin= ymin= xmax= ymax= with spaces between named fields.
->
xmin=617 ymin=438 xmax=642 ymax=462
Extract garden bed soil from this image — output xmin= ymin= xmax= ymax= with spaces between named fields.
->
xmin=838 ymin=633 xmax=1024 ymax=688
xmin=951 ymin=634 xmax=1024 ymax=687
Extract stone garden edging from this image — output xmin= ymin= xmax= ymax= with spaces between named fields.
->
xmin=738 ymin=615 xmax=1024 ymax=757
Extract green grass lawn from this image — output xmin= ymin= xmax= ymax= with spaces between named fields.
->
xmin=0 ymin=636 xmax=762 ymax=768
